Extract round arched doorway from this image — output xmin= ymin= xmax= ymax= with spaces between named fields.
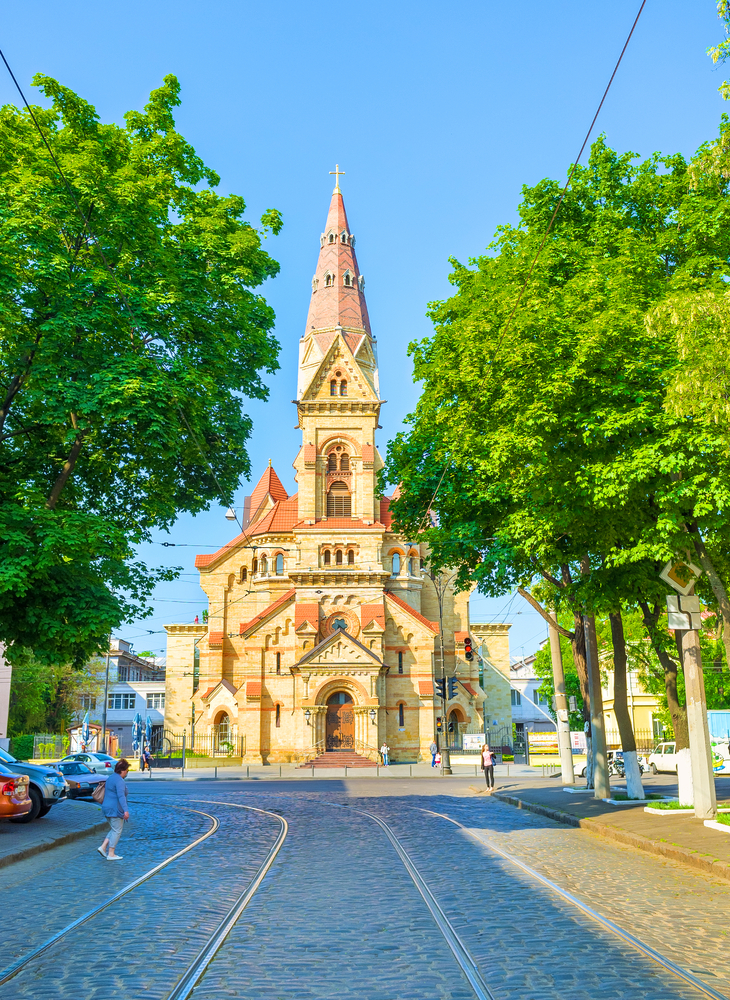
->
xmin=325 ymin=691 xmax=354 ymax=749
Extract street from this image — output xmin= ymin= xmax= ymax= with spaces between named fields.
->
xmin=1 ymin=778 xmax=728 ymax=1000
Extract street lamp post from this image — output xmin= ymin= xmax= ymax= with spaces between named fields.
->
xmin=100 ymin=635 xmax=111 ymax=754
xmin=428 ymin=570 xmax=456 ymax=776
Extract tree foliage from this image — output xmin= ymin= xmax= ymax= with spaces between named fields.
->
xmin=0 ymin=75 xmax=281 ymax=666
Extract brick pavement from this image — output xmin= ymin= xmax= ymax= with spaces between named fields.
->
xmin=0 ymin=798 xmax=106 ymax=868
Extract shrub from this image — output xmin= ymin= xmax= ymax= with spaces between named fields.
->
xmin=10 ymin=734 xmax=35 ymax=760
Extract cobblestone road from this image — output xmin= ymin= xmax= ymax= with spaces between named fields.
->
xmin=4 ymin=781 xmax=728 ymax=1000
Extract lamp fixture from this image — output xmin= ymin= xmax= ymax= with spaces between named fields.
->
xmin=304 ymin=708 xmax=311 ymax=725
xmin=369 ymin=708 xmax=376 ymax=724
xmin=225 ymin=507 xmax=237 ymax=521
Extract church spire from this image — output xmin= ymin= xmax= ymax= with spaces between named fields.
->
xmin=304 ymin=170 xmax=371 ymax=336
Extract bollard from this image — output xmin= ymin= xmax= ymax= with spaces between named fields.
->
xmin=345 ymin=765 xmax=348 ymax=777
xmin=377 ymin=765 xmax=380 ymax=777
xmin=410 ymin=764 xmax=413 ymax=777
xmin=215 ymin=766 xmax=218 ymax=780
xmin=475 ymin=764 xmax=478 ymax=777
xmin=311 ymin=765 xmax=314 ymax=778
xmin=279 ymin=765 xmax=282 ymax=778
xmin=246 ymin=764 xmax=250 ymax=779
xmin=507 ymin=764 xmax=510 ymax=776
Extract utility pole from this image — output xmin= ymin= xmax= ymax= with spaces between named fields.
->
xmin=584 ymin=615 xmax=610 ymax=799
xmin=668 ymin=593 xmax=717 ymax=820
xmin=100 ymin=635 xmax=112 ymax=754
xmin=428 ymin=570 xmax=455 ymax=775
xmin=548 ymin=611 xmax=574 ymax=786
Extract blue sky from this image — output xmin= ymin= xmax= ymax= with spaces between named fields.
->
xmin=3 ymin=2 xmax=726 ymax=657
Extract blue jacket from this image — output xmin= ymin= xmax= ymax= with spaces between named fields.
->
xmin=102 ymin=772 xmax=128 ymax=818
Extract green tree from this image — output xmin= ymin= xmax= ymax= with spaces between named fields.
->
xmin=0 ymin=75 xmax=282 ymax=667
xmin=709 ymin=1 xmax=730 ymax=99
xmin=7 ymin=649 xmax=103 ymax=736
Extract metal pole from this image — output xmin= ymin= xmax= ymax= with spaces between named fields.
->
xmin=548 ymin=611 xmax=575 ymax=785
xmin=584 ymin=615 xmax=610 ymax=799
xmin=100 ymin=635 xmax=111 ymax=754
xmin=181 ymin=730 xmax=186 ymax=779
xmin=432 ymin=573 xmax=453 ymax=776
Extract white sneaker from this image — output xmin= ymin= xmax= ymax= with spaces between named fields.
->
xmin=97 ymin=846 xmax=108 ymax=858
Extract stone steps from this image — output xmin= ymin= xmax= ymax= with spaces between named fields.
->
xmin=299 ymin=750 xmax=377 ymax=768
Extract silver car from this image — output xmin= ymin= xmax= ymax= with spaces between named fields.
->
xmin=57 ymin=752 xmax=117 ymax=774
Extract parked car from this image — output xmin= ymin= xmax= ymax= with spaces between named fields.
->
xmin=573 ymin=749 xmax=644 ymax=779
xmin=647 ymin=742 xmax=678 ymax=774
xmin=0 ymin=747 xmax=67 ymax=822
xmin=54 ymin=761 xmax=106 ymax=799
xmin=0 ymin=763 xmax=32 ymax=821
xmin=57 ymin=752 xmax=117 ymax=774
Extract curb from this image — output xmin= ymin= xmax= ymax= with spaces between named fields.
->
xmin=492 ymin=792 xmax=730 ymax=883
xmin=0 ymin=819 xmax=108 ymax=870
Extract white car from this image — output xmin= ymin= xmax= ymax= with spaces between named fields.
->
xmin=57 ymin=752 xmax=117 ymax=774
xmin=647 ymin=742 xmax=678 ymax=774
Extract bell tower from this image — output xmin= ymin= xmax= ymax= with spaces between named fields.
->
xmin=294 ymin=168 xmax=383 ymax=524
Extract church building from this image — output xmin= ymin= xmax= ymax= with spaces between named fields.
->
xmin=163 ymin=175 xmax=486 ymax=763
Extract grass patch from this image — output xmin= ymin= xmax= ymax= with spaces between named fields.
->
xmin=611 ymin=791 xmax=663 ymax=801
xmin=648 ymin=800 xmax=693 ymax=810
xmin=715 ymin=813 xmax=730 ymax=826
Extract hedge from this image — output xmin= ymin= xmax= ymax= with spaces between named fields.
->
xmin=9 ymin=735 xmax=34 ymax=760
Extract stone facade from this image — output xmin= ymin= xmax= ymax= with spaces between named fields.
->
xmin=471 ymin=623 xmax=512 ymax=735
xmin=163 ymin=181 xmax=486 ymax=762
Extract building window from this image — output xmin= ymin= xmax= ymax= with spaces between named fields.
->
xmin=409 ymin=558 xmax=416 ymax=575
xmin=261 ymin=556 xmax=268 ymax=574
xmin=275 ymin=553 xmax=284 ymax=575
xmin=108 ymin=693 xmax=136 ymax=710
xmin=147 ymin=692 xmax=165 ymax=710
xmin=276 ymin=652 xmax=281 ymax=675
xmin=252 ymin=557 xmax=258 ymax=575
xmin=398 ymin=704 xmax=405 ymax=728
xmin=328 ymin=451 xmax=337 ymax=468
xmin=340 ymin=453 xmax=349 ymax=471
xmin=328 ymin=233 xmax=335 ymax=243
xmin=398 ymin=651 xmax=404 ymax=674
xmin=391 ymin=553 xmax=400 ymax=576
xmin=339 ymin=381 xmax=347 ymax=396
xmin=330 ymin=380 xmax=337 ymax=397
xmin=325 ymin=272 xmax=334 ymax=285
xmin=323 ymin=549 xmax=331 ymax=566
xmin=240 ymin=567 xmax=247 ymax=583
xmin=327 ymin=482 xmax=351 ymax=517
xmin=343 ymin=273 xmax=351 ymax=286
xmin=347 ymin=549 xmax=354 ymax=565
xmin=193 ymin=646 xmax=200 ymax=694
xmin=276 ymin=704 xmax=281 ymax=727
xmin=511 ymin=689 xmax=521 ymax=707
xmin=340 ymin=232 xmax=348 ymax=243
xmin=80 ymin=695 xmax=96 ymax=711
xmin=336 ymin=549 xmax=343 ymax=565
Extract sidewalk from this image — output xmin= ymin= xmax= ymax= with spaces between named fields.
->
xmin=128 ymin=761 xmax=539 ymax=781
xmin=0 ymin=799 xmax=106 ymax=868
xmin=490 ymin=776 xmax=730 ymax=880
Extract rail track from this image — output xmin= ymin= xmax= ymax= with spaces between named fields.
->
xmin=1 ymin=791 xmax=725 ymax=1000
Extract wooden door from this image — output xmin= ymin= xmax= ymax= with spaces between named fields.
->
xmin=326 ymin=695 xmax=355 ymax=749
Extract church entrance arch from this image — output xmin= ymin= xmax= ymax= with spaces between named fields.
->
xmin=325 ymin=691 xmax=354 ymax=749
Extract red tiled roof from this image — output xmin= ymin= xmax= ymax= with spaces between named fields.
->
xmin=360 ymin=603 xmax=385 ymax=629
xmin=380 ymin=497 xmax=392 ymax=529
xmin=362 ymin=444 xmax=375 ymax=463
xmin=295 ymin=603 xmax=320 ymax=629
xmin=385 ymin=592 xmax=439 ymax=634
xmin=302 ymin=443 xmax=316 ymax=462
xmin=247 ymin=494 xmax=299 ymax=536
xmin=246 ymin=680 xmax=262 ymax=698
xmin=249 ymin=464 xmax=288 ymax=514
xmin=461 ymin=682 xmax=477 ymax=697
xmin=239 ymin=589 xmax=296 ymax=634
xmin=454 ymin=631 xmax=469 ymax=642
xmin=208 ymin=632 xmax=224 ymax=646
xmin=419 ymin=681 xmax=434 ymax=697
xmin=293 ymin=517 xmax=384 ymax=531
xmin=200 ymin=686 xmax=216 ymax=700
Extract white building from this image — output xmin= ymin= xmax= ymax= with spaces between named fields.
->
xmin=510 ymin=649 xmax=554 ymax=734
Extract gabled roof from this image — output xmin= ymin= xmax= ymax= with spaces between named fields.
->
xmin=249 ymin=463 xmax=288 ymax=513
xmin=295 ymin=603 xmax=320 ymax=631
xmin=384 ymin=591 xmax=439 ymax=634
xmin=194 ymin=495 xmax=299 ymax=570
xmin=200 ymin=678 xmax=237 ymax=702
xmin=239 ymin=589 xmax=296 ymax=636
xmin=360 ymin=603 xmax=385 ymax=630
xmin=293 ymin=627 xmax=382 ymax=669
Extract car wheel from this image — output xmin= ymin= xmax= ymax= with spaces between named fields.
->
xmin=581 ymin=767 xmax=586 ymax=778
xmin=38 ymin=803 xmax=52 ymax=817
xmin=650 ymin=763 xmax=658 ymax=775
xmin=10 ymin=786 xmax=42 ymax=823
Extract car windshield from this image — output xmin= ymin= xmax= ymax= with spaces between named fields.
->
xmin=93 ymin=754 xmax=115 ymax=762
xmin=61 ymin=763 xmax=87 ymax=774
xmin=0 ymin=747 xmax=17 ymax=764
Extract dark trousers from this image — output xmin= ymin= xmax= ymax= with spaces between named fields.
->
xmin=483 ymin=765 xmax=494 ymax=787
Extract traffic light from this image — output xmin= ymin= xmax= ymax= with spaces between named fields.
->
xmin=447 ymin=677 xmax=458 ymax=699
xmin=435 ymin=678 xmax=446 ymax=700
xmin=436 ymin=716 xmax=443 ymax=732
xmin=464 ymin=636 xmax=474 ymax=660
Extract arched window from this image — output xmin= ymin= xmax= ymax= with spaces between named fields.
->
xmin=339 ymin=381 xmax=347 ymax=396
xmin=347 ymin=549 xmax=354 ymax=565
xmin=275 ymin=704 xmax=281 ymax=727
xmin=398 ymin=704 xmax=405 ymax=728
xmin=340 ymin=232 xmax=348 ymax=244
xmin=252 ymin=557 xmax=258 ymax=575
xmin=276 ymin=652 xmax=281 ymax=675
xmin=240 ymin=567 xmax=247 ymax=583
xmin=327 ymin=482 xmax=351 ymax=518
xmin=391 ymin=553 xmax=401 ymax=576
xmin=328 ymin=233 xmax=335 ymax=243
xmin=323 ymin=549 xmax=331 ymax=566
xmin=340 ymin=453 xmax=349 ymax=471
xmin=325 ymin=272 xmax=334 ymax=286
xmin=344 ymin=273 xmax=351 ymax=286
xmin=398 ymin=651 xmax=404 ymax=674
xmin=336 ymin=550 xmax=343 ymax=565
xmin=409 ymin=558 xmax=415 ymax=576
xmin=328 ymin=451 xmax=338 ymax=469
xmin=260 ymin=556 xmax=268 ymax=574
xmin=275 ymin=553 xmax=284 ymax=575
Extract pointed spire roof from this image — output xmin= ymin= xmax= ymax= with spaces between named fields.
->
xmin=248 ymin=462 xmax=288 ymax=518
xmin=305 ymin=181 xmax=371 ymax=336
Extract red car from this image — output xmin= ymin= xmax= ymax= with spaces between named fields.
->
xmin=0 ymin=763 xmax=32 ymax=820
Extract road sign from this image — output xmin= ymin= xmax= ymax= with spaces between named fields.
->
xmin=660 ymin=558 xmax=702 ymax=596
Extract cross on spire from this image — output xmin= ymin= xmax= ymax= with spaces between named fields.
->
xmin=329 ymin=164 xmax=345 ymax=192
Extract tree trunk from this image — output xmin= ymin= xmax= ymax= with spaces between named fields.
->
xmin=46 ymin=424 xmax=86 ymax=509
xmin=639 ymin=600 xmax=689 ymax=751
xmin=609 ymin=610 xmax=644 ymax=800
xmin=688 ymin=523 xmax=730 ymax=669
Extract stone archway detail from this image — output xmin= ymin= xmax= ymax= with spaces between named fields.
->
xmin=323 ymin=608 xmax=360 ymax=639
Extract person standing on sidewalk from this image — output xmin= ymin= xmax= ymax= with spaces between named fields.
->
xmin=429 ymin=740 xmax=438 ymax=767
xmin=481 ymin=744 xmax=495 ymax=790
xmin=380 ymin=742 xmax=390 ymax=766
xmin=98 ymin=758 xmax=130 ymax=860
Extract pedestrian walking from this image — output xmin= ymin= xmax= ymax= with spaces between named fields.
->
xmin=434 ymin=751 xmax=441 ymax=767
xmin=380 ymin=742 xmax=390 ymax=766
xmin=481 ymin=743 xmax=495 ymax=790
xmin=98 ymin=758 xmax=130 ymax=860
xmin=140 ymin=746 xmax=153 ymax=772
xmin=429 ymin=740 xmax=438 ymax=767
